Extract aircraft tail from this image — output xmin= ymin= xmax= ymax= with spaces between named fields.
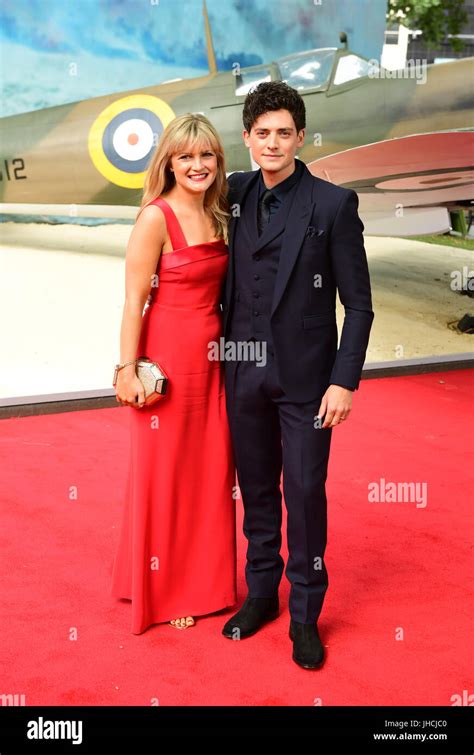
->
xmin=203 ymin=0 xmax=217 ymax=74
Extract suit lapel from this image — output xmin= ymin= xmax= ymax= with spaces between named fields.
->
xmin=225 ymin=170 xmax=259 ymax=312
xmin=241 ymin=178 xmax=260 ymax=248
xmin=270 ymin=166 xmax=317 ymax=317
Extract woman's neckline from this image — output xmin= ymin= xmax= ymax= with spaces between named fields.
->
xmin=157 ymin=196 xmax=223 ymax=247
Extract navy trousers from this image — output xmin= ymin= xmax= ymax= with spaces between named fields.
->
xmin=224 ymin=343 xmax=333 ymax=624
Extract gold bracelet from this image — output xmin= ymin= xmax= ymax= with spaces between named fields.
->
xmin=113 ymin=359 xmax=138 ymax=387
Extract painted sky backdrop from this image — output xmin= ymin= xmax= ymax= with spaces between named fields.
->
xmin=0 ymin=0 xmax=386 ymax=116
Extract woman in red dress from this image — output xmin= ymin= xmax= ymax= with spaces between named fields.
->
xmin=110 ymin=113 xmax=236 ymax=633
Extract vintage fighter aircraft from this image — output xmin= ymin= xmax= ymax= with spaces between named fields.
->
xmin=1 ymin=0 xmax=472 ymax=235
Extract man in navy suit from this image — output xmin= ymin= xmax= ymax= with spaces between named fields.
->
xmin=221 ymin=81 xmax=374 ymax=669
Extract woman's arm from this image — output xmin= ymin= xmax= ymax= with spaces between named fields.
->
xmin=115 ymin=205 xmax=166 ymax=406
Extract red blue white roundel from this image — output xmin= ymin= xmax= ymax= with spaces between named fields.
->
xmin=88 ymin=94 xmax=176 ymax=188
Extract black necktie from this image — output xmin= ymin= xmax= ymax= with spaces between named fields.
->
xmin=257 ymin=189 xmax=274 ymax=235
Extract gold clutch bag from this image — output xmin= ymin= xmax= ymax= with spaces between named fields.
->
xmin=135 ymin=356 xmax=169 ymax=405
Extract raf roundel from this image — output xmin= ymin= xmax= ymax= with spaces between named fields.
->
xmin=88 ymin=94 xmax=176 ymax=188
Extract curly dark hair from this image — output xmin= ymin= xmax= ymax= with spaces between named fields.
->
xmin=242 ymin=81 xmax=306 ymax=133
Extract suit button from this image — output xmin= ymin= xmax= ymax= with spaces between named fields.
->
xmin=253 ymin=292 xmax=259 ymax=298
xmin=254 ymin=274 xmax=260 ymax=280
xmin=253 ymin=311 xmax=260 ymax=316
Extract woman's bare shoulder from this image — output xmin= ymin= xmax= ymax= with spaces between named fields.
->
xmin=138 ymin=201 xmax=166 ymax=220
xmin=136 ymin=202 xmax=167 ymax=233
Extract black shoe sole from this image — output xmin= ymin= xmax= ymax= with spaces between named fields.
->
xmin=292 ymin=653 xmax=324 ymax=669
xmin=222 ymin=609 xmax=280 ymax=639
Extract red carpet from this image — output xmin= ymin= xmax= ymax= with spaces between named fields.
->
xmin=0 ymin=370 xmax=472 ymax=706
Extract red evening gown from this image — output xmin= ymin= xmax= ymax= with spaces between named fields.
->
xmin=110 ymin=197 xmax=237 ymax=634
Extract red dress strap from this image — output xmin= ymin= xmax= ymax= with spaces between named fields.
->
xmin=147 ymin=197 xmax=188 ymax=251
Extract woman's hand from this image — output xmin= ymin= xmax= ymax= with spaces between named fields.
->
xmin=115 ymin=365 xmax=146 ymax=408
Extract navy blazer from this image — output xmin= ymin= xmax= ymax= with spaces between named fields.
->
xmin=223 ymin=162 xmax=374 ymax=402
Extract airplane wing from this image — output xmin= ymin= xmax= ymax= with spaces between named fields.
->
xmin=307 ymin=131 xmax=474 ymax=236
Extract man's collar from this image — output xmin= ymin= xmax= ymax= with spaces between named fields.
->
xmin=258 ymin=158 xmax=303 ymax=199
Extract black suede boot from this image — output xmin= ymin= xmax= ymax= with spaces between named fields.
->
xmin=222 ymin=595 xmax=279 ymax=639
xmin=289 ymin=619 xmax=325 ymax=669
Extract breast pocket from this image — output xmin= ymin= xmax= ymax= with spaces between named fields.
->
xmin=301 ymin=228 xmax=327 ymax=254
xmin=305 ymin=227 xmax=326 ymax=241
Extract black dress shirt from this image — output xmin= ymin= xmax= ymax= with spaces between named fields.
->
xmin=257 ymin=158 xmax=305 ymax=224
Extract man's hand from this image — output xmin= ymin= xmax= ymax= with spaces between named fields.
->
xmin=317 ymin=385 xmax=353 ymax=428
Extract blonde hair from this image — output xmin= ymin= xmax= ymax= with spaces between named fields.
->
xmin=138 ymin=113 xmax=230 ymax=243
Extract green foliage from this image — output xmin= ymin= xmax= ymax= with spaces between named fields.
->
xmin=387 ymin=0 xmax=468 ymax=52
